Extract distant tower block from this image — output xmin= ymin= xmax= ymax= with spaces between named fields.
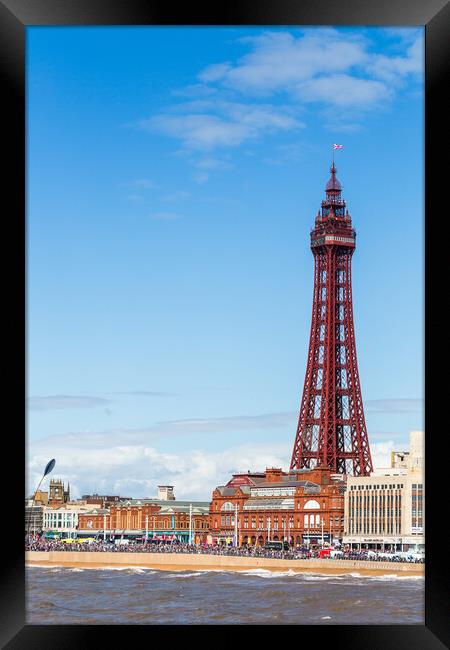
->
xmin=291 ymin=163 xmax=373 ymax=476
xmin=157 ymin=485 xmax=175 ymax=500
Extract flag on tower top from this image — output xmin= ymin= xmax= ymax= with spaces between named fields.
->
xmin=333 ymin=144 xmax=344 ymax=149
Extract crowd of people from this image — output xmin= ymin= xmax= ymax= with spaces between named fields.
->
xmin=25 ymin=537 xmax=424 ymax=563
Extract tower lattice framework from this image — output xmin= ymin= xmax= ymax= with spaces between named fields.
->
xmin=290 ymin=163 xmax=373 ymax=476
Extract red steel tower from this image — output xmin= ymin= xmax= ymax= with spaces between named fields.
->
xmin=290 ymin=162 xmax=373 ymax=476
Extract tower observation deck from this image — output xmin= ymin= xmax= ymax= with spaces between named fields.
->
xmin=290 ymin=163 xmax=373 ymax=476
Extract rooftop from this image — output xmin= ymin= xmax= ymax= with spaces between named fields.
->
xmin=117 ymin=499 xmax=210 ymax=508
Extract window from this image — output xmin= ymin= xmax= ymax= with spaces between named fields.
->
xmin=221 ymin=502 xmax=234 ymax=511
xmin=304 ymin=499 xmax=320 ymax=510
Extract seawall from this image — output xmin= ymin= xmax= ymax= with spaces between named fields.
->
xmin=25 ymin=551 xmax=424 ymax=576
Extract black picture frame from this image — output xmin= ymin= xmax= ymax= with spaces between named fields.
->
xmin=1 ymin=0 xmax=448 ymax=646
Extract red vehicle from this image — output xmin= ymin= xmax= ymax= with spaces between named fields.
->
xmin=318 ymin=547 xmax=333 ymax=558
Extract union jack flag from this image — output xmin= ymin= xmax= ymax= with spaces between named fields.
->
xmin=333 ymin=144 xmax=344 ymax=150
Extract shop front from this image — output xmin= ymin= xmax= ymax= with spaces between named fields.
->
xmin=342 ymin=536 xmax=424 ymax=551
xmin=302 ymin=532 xmax=331 ymax=546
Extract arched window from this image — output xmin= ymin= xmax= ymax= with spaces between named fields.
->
xmin=304 ymin=499 xmax=320 ymax=510
xmin=221 ymin=502 xmax=234 ymax=511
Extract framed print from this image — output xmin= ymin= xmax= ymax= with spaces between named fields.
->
xmin=1 ymin=0 xmax=448 ymax=646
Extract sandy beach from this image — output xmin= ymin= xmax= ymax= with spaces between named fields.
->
xmin=26 ymin=551 xmax=425 ymax=577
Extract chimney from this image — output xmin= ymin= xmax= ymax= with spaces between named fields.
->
xmin=265 ymin=468 xmax=283 ymax=483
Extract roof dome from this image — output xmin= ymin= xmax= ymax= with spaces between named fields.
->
xmin=326 ymin=162 xmax=342 ymax=192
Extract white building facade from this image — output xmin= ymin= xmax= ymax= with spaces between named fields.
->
xmin=42 ymin=505 xmax=99 ymax=538
xmin=343 ymin=431 xmax=424 ymax=552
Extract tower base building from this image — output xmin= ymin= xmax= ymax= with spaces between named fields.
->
xmin=209 ymin=466 xmax=346 ymax=547
xmin=342 ymin=431 xmax=424 ymax=554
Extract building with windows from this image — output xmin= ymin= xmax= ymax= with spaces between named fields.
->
xmin=25 ymin=501 xmax=44 ymax=535
xmin=157 ymin=485 xmax=175 ymax=501
xmin=42 ymin=504 xmax=100 ymax=538
xmin=209 ymin=466 xmax=345 ymax=546
xmin=80 ymin=494 xmax=131 ymax=508
xmin=343 ymin=430 xmax=424 ymax=552
xmin=77 ymin=499 xmax=210 ymax=543
xmin=34 ymin=490 xmax=49 ymax=506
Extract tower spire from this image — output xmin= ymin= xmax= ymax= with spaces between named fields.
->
xmin=290 ymin=163 xmax=373 ymax=476
xmin=325 ymin=162 xmax=342 ymax=195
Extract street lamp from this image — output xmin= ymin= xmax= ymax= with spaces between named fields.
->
xmin=27 ymin=459 xmax=56 ymax=540
xmin=321 ymin=518 xmax=325 ymax=548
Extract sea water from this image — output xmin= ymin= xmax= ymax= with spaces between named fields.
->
xmin=26 ymin=566 xmax=424 ymax=625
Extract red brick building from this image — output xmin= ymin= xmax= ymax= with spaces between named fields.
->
xmin=78 ymin=499 xmax=210 ymax=543
xmin=209 ymin=466 xmax=345 ymax=546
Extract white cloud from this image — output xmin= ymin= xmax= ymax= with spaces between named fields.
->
xmin=370 ymin=440 xmax=398 ymax=470
xmin=192 ymin=171 xmax=210 ymax=184
xmin=28 ymin=395 xmax=111 ymax=411
xmin=208 ymin=30 xmax=369 ymax=94
xmin=171 ymin=83 xmax=218 ymax=98
xmin=159 ymin=191 xmax=191 ymax=202
xmin=367 ymin=35 xmax=423 ymax=84
xmin=27 ymin=403 xmax=412 ymax=499
xmin=28 ymin=432 xmax=291 ymax=500
xmin=113 ymin=390 xmax=177 ymax=397
xmin=127 ymin=194 xmax=144 ymax=203
xmin=135 ymin=28 xmax=423 ymax=164
xmin=365 ymin=398 xmax=423 ymax=413
xmin=295 ymin=74 xmax=391 ymax=108
xmin=131 ymin=178 xmax=159 ymax=189
xmin=199 ymin=28 xmax=422 ymax=118
xmin=194 ymin=157 xmax=232 ymax=171
xmin=199 ymin=62 xmax=233 ymax=83
xmin=27 ymin=432 xmax=411 ymax=500
xmin=141 ymin=97 xmax=301 ymax=143
xmin=198 ymin=29 xmax=422 ymax=104
xmin=145 ymin=113 xmax=253 ymax=149
xmin=140 ymin=101 xmax=301 ymax=151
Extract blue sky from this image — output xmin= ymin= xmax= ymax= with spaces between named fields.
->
xmin=27 ymin=26 xmax=424 ymax=499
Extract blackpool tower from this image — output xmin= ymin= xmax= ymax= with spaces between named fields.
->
xmin=290 ymin=162 xmax=373 ymax=476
